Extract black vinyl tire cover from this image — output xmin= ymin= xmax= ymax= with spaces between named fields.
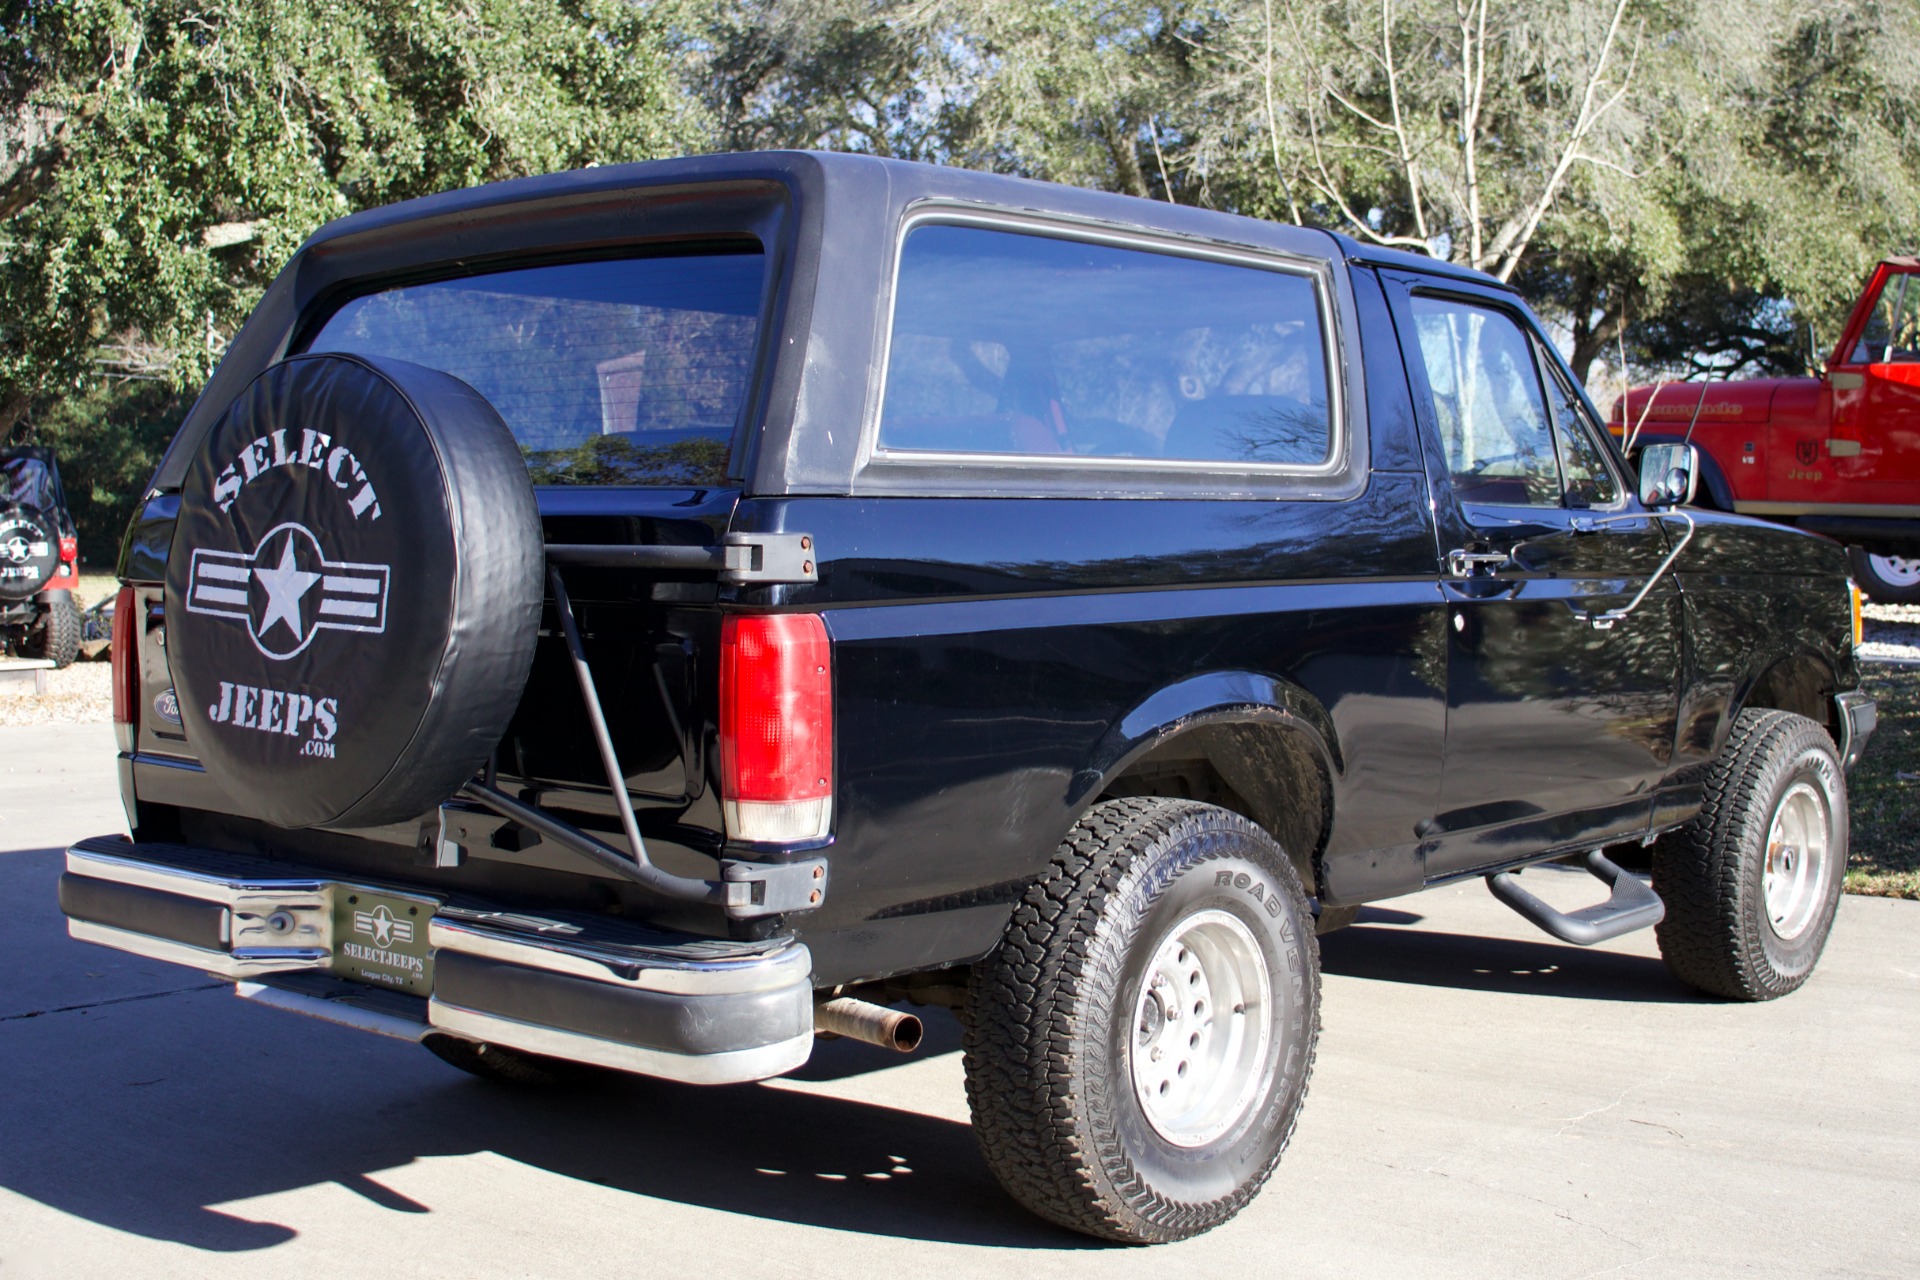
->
xmin=0 ymin=506 xmax=60 ymax=602
xmin=165 ymin=353 xmax=543 ymax=829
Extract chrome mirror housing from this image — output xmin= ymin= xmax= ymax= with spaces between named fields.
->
xmin=1638 ymin=442 xmax=1699 ymax=508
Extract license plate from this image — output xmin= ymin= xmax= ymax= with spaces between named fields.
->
xmin=332 ymin=888 xmax=435 ymax=996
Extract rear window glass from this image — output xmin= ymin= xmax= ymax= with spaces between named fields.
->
xmin=878 ymin=225 xmax=1333 ymax=468
xmin=2 ymin=457 xmax=57 ymax=509
xmin=306 ymin=249 xmax=766 ymax=486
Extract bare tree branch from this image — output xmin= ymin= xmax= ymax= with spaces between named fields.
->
xmin=1487 ymin=0 xmax=1636 ymax=280
xmin=1379 ymin=0 xmax=1431 ymax=246
xmin=1261 ymin=0 xmax=1304 ymax=223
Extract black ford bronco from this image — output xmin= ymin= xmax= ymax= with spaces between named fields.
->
xmin=61 ymin=153 xmax=1875 ymax=1243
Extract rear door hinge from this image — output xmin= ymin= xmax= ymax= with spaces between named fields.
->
xmin=721 ymin=533 xmax=818 ymax=585
xmin=720 ymin=857 xmax=828 ymax=918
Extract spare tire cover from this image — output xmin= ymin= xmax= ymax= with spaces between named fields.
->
xmin=0 ymin=508 xmax=59 ymax=601
xmin=165 ymin=353 xmax=543 ymax=829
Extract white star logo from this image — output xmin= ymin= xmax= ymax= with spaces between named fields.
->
xmin=353 ymin=903 xmax=414 ymax=948
xmin=253 ymin=534 xmax=321 ymax=642
xmin=369 ymin=905 xmax=398 ymax=947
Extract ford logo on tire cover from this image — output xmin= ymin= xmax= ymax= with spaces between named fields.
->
xmin=164 ymin=353 xmax=543 ymax=830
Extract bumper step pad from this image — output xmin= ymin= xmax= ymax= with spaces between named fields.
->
xmin=59 ymin=834 xmax=814 ymax=1085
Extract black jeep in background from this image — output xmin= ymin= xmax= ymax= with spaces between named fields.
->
xmin=59 ymin=153 xmax=1873 ymax=1243
xmin=1 ymin=445 xmax=83 ymax=668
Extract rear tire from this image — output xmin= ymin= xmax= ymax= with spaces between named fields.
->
xmin=1651 ymin=710 xmax=1846 ymax=1000
xmin=963 ymin=798 xmax=1319 ymax=1243
xmin=422 ymin=1034 xmax=601 ymax=1086
xmin=23 ymin=590 xmax=80 ymax=668
xmin=1847 ymin=546 xmax=1920 ymax=604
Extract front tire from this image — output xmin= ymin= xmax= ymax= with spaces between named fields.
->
xmin=1848 ymin=546 xmax=1920 ymax=604
xmin=963 ymin=798 xmax=1320 ymax=1243
xmin=1651 ymin=710 xmax=1847 ymax=1000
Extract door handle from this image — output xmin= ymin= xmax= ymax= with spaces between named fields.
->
xmin=1447 ymin=549 xmax=1511 ymax=577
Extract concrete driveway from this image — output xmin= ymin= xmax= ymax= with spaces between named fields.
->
xmin=3 ymin=721 xmax=1916 ymax=1279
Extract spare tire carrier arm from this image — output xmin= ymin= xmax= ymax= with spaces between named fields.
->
xmin=457 ymin=541 xmax=825 ymax=921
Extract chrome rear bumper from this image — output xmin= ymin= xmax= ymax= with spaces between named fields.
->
xmin=59 ymin=835 xmax=814 ymax=1085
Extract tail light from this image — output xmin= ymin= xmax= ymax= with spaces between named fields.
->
xmin=719 ymin=613 xmax=833 ymax=843
xmin=58 ymin=536 xmax=77 ymax=567
xmin=111 ymin=585 xmax=140 ymax=741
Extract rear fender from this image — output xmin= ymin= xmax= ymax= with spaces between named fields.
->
xmin=1073 ymin=672 xmax=1340 ymax=887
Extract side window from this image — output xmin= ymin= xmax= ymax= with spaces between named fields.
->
xmin=1889 ymin=275 xmax=1920 ymax=362
xmin=1542 ymin=366 xmax=1620 ymax=506
xmin=878 ymin=224 xmax=1334 ymax=468
xmin=1852 ymin=274 xmax=1920 ymax=364
xmin=1408 ymin=296 xmax=1561 ymax=506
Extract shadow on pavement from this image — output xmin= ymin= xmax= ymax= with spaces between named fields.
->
xmin=1319 ymin=922 xmax=1707 ymax=1003
xmin=0 ymin=986 xmax=1098 ymax=1254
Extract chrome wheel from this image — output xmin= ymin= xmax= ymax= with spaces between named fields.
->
xmin=1763 ymin=781 xmax=1832 ymax=942
xmin=1130 ymin=908 xmax=1273 ymax=1148
xmin=1867 ymin=553 xmax=1920 ymax=587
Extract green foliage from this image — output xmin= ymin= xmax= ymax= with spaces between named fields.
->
xmin=0 ymin=0 xmax=700 ymax=426
xmin=23 ymin=376 xmax=184 ymax=564
xmin=705 ymin=0 xmax=973 ymax=159
xmin=1847 ymin=661 xmax=1920 ymax=900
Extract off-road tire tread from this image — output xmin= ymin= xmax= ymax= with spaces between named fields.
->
xmin=24 ymin=593 xmax=80 ymax=668
xmin=963 ymin=797 xmax=1319 ymax=1243
xmin=1651 ymin=709 xmax=1839 ymax=1000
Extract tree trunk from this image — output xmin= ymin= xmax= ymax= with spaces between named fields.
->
xmin=1569 ymin=303 xmax=1624 ymax=388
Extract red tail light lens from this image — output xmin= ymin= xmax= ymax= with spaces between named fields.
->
xmin=719 ymin=613 xmax=832 ymax=843
xmin=58 ymin=536 xmax=77 ymax=566
xmin=111 ymin=586 xmax=139 ymax=735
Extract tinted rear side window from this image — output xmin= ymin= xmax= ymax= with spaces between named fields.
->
xmin=3 ymin=457 xmax=57 ymax=509
xmin=306 ymin=250 xmax=766 ymax=486
xmin=878 ymin=225 xmax=1333 ymax=468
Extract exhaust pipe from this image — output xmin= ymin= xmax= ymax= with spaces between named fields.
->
xmin=814 ymin=996 xmax=923 ymax=1053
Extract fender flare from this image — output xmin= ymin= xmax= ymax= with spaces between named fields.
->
xmin=1071 ymin=671 xmax=1342 ymax=878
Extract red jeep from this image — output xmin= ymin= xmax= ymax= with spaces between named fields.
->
xmin=1613 ymin=257 xmax=1920 ymax=600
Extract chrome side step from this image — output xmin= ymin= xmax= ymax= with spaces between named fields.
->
xmin=1486 ymin=850 xmax=1665 ymax=946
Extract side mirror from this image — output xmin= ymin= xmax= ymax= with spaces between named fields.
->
xmin=1637 ymin=442 xmax=1699 ymax=508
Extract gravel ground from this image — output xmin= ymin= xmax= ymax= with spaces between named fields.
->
xmin=1860 ymin=602 xmax=1920 ymax=662
xmin=0 ymin=660 xmax=111 ymax=728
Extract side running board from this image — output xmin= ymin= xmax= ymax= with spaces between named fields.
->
xmin=1486 ymin=850 xmax=1665 ymax=946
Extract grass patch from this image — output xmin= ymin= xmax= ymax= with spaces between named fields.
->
xmin=1847 ymin=663 xmax=1920 ymax=899
xmin=74 ymin=572 xmax=118 ymax=610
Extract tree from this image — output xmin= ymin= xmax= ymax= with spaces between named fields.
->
xmin=0 ymin=0 xmax=700 ymax=436
xmin=704 ymin=0 xmax=973 ymax=160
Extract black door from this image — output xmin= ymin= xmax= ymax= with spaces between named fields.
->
xmin=1386 ymin=282 xmax=1684 ymax=878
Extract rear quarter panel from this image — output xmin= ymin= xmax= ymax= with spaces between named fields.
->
xmin=751 ymin=487 xmax=1447 ymax=984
